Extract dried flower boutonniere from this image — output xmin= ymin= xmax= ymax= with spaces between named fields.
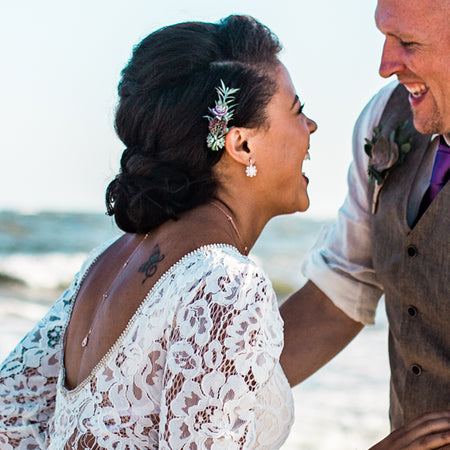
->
xmin=364 ymin=120 xmax=413 ymax=213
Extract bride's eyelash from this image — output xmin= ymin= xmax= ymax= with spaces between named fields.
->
xmin=297 ymin=102 xmax=305 ymax=115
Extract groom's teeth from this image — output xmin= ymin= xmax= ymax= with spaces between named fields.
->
xmin=405 ymin=84 xmax=428 ymax=98
xmin=304 ymin=151 xmax=310 ymax=161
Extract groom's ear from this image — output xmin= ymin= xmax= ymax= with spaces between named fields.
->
xmin=224 ymin=127 xmax=252 ymax=165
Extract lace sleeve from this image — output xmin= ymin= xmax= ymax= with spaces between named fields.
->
xmin=0 ymin=277 xmax=77 ymax=449
xmin=159 ymin=261 xmax=283 ymax=449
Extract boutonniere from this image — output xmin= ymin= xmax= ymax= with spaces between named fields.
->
xmin=364 ymin=120 xmax=413 ymax=213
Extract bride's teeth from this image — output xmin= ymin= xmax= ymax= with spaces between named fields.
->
xmin=304 ymin=151 xmax=310 ymax=161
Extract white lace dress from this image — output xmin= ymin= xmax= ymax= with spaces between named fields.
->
xmin=0 ymin=242 xmax=294 ymax=449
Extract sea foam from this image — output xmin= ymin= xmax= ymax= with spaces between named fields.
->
xmin=0 ymin=252 xmax=86 ymax=290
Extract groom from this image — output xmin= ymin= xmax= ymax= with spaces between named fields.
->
xmin=280 ymin=0 xmax=450 ymax=429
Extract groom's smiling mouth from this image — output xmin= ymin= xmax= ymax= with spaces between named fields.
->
xmin=403 ymin=83 xmax=429 ymax=99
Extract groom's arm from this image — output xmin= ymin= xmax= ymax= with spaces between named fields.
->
xmin=280 ymin=280 xmax=363 ymax=387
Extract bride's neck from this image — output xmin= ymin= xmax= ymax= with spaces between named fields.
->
xmin=210 ymin=193 xmax=270 ymax=255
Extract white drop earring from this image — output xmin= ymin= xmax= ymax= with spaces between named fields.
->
xmin=245 ymin=158 xmax=257 ymax=178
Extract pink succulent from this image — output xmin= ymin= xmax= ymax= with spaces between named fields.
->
xmin=211 ymin=103 xmax=229 ymax=119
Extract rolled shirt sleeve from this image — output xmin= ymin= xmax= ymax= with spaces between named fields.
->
xmin=303 ymin=81 xmax=398 ymax=325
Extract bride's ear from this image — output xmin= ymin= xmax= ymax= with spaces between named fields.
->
xmin=223 ymin=127 xmax=253 ymax=165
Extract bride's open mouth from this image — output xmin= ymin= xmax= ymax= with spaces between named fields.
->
xmin=302 ymin=150 xmax=310 ymax=184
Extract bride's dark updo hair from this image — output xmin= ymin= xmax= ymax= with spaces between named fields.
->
xmin=106 ymin=15 xmax=282 ymax=233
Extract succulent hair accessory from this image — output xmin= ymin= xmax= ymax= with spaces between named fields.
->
xmin=205 ymin=80 xmax=240 ymax=151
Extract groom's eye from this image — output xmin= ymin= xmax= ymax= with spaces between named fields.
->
xmin=399 ymin=39 xmax=418 ymax=49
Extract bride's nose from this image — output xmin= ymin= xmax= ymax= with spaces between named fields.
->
xmin=307 ymin=117 xmax=317 ymax=134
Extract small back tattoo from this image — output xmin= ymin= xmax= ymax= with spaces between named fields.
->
xmin=138 ymin=244 xmax=165 ymax=284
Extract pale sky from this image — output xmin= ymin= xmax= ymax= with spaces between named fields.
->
xmin=1 ymin=0 xmax=387 ymax=219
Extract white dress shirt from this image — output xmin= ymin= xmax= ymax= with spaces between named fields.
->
xmin=303 ymin=81 xmax=440 ymax=325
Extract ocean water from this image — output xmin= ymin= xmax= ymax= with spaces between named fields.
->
xmin=0 ymin=210 xmax=325 ymax=293
xmin=0 ymin=210 xmax=390 ymax=449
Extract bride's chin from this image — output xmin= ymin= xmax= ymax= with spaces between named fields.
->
xmin=298 ymin=204 xmax=310 ymax=213
xmin=298 ymin=194 xmax=310 ymax=212
xmin=288 ymin=200 xmax=310 ymax=215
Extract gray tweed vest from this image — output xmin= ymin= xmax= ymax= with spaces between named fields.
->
xmin=369 ymin=84 xmax=450 ymax=429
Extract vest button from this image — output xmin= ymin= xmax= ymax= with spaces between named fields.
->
xmin=407 ymin=306 xmax=418 ymax=317
xmin=411 ymin=364 xmax=422 ymax=376
xmin=407 ymin=245 xmax=417 ymax=257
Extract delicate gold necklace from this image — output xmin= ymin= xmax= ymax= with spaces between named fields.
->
xmin=211 ymin=199 xmax=248 ymax=255
xmin=81 ymin=233 xmax=149 ymax=348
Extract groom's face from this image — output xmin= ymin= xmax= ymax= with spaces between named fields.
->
xmin=376 ymin=0 xmax=450 ymax=138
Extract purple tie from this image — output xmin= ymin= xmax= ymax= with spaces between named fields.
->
xmin=417 ymin=136 xmax=450 ymax=220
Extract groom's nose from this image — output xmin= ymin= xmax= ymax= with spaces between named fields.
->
xmin=379 ymin=38 xmax=406 ymax=78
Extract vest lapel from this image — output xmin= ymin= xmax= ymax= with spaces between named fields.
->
xmin=369 ymin=84 xmax=431 ymax=229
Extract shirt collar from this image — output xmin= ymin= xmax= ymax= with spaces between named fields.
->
xmin=431 ymin=134 xmax=450 ymax=146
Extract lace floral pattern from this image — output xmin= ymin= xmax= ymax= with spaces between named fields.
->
xmin=0 ymin=244 xmax=294 ymax=449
